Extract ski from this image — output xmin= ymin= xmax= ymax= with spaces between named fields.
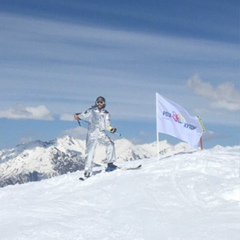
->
xmin=79 ymin=164 xmax=142 ymax=181
xmin=79 ymin=176 xmax=87 ymax=181
xmin=118 ymin=164 xmax=142 ymax=170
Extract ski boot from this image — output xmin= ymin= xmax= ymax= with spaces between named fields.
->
xmin=106 ymin=162 xmax=118 ymax=172
xmin=84 ymin=171 xmax=91 ymax=178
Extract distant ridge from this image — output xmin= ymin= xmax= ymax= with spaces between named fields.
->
xmin=0 ymin=136 xmax=196 ymax=188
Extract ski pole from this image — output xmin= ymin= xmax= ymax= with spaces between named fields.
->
xmin=76 ymin=118 xmax=88 ymax=126
xmin=113 ymin=132 xmax=122 ymax=137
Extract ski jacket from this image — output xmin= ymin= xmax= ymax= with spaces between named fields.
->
xmin=77 ymin=105 xmax=112 ymax=132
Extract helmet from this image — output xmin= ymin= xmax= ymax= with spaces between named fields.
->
xmin=96 ymin=96 xmax=106 ymax=103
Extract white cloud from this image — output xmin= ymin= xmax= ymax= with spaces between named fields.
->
xmin=187 ymin=75 xmax=240 ymax=111
xmin=60 ymin=113 xmax=75 ymax=121
xmin=60 ymin=127 xmax=87 ymax=140
xmin=0 ymin=104 xmax=54 ymax=120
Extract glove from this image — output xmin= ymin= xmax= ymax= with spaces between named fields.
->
xmin=109 ymin=126 xmax=117 ymax=133
xmin=74 ymin=114 xmax=81 ymax=120
xmin=110 ymin=128 xmax=117 ymax=133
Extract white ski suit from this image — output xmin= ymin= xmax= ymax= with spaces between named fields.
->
xmin=77 ymin=105 xmax=116 ymax=172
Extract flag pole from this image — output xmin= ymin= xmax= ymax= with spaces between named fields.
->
xmin=156 ymin=93 xmax=160 ymax=160
xmin=200 ymin=136 xmax=204 ymax=150
xmin=157 ymin=132 xmax=160 ymax=161
xmin=197 ymin=116 xmax=206 ymax=150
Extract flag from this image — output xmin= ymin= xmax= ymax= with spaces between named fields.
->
xmin=156 ymin=93 xmax=203 ymax=148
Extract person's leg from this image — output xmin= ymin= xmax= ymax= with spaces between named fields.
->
xmin=98 ymin=133 xmax=116 ymax=163
xmin=84 ymin=133 xmax=98 ymax=176
xmin=98 ymin=132 xmax=118 ymax=171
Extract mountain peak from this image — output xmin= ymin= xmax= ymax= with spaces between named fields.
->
xmin=0 ymin=136 xmax=195 ymax=188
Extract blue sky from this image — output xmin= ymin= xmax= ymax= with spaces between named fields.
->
xmin=0 ymin=0 xmax=239 ymax=149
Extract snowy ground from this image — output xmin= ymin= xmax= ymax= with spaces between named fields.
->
xmin=0 ymin=146 xmax=239 ymax=240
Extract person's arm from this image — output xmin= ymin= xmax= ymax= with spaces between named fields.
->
xmin=105 ymin=113 xmax=117 ymax=133
xmin=74 ymin=108 xmax=92 ymax=121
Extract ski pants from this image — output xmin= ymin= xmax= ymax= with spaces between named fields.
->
xmin=84 ymin=129 xmax=116 ymax=172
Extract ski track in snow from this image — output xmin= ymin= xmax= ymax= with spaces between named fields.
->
xmin=0 ymin=146 xmax=240 ymax=240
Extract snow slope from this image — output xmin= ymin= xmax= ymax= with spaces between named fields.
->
xmin=0 ymin=146 xmax=239 ymax=240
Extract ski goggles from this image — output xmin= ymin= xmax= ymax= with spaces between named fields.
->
xmin=96 ymin=101 xmax=105 ymax=104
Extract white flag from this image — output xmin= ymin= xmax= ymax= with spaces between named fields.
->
xmin=156 ymin=93 xmax=203 ymax=148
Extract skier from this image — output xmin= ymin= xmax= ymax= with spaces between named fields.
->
xmin=74 ymin=96 xmax=118 ymax=178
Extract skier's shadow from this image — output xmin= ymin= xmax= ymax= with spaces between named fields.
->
xmin=92 ymin=169 xmax=103 ymax=176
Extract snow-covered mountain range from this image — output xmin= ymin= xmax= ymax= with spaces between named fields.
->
xmin=0 ymin=136 xmax=195 ymax=188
